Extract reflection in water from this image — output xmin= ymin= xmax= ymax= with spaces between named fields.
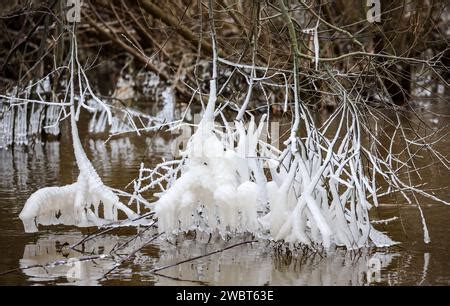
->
xmin=20 ymin=233 xmax=118 ymax=285
xmin=88 ymin=136 xmax=174 ymax=173
xmin=151 ymin=236 xmax=400 ymax=286
xmin=89 ymin=138 xmax=137 ymax=173
xmin=19 ymin=232 xmax=403 ymax=286
xmin=0 ymin=148 xmax=14 ymax=189
xmin=418 ymin=253 xmax=430 ymax=286
xmin=0 ymin=142 xmax=60 ymax=191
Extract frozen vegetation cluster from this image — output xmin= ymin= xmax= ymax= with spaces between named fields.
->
xmin=1 ymin=3 xmax=446 ymax=252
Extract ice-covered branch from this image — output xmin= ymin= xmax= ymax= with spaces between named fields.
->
xmin=19 ymin=32 xmax=139 ymax=233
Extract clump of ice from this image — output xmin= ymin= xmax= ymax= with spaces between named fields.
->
xmin=150 ymin=104 xmax=398 ymax=250
xmin=16 ymin=33 xmax=403 ymax=252
xmin=155 ymin=117 xmax=265 ymax=237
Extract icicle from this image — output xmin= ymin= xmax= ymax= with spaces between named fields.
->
xmin=160 ymin=87 xmax=175 ymax=122
xmin=312 ymin=27 xmax=319 ymax=70
xmin=0 ymin=100 xmax=5 ymax=148
xmin=36 ymin=76 xmax=51 ymax=93
xmin=93 ymin=109 xmax=108 ymax=133
xmin=0 ymin=102 xmax=15 ymax=149
xmin=88 ymin=110 xmax=97 ymax=133
xmin=14 ymin=104 xmax=28 ymax=146
xmin=28 ymin=103 xmax=44 ymax=137
xmin=302 ymin=24 xmax=320 ymax=71
xmin=0 ymin=101 xmax=14 ymax=149
xmin=44 ymin=105 xmax=61 ymax=136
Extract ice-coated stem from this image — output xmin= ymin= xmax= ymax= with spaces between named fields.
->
xmin=202 ymin=0 xmax=218 ymax=124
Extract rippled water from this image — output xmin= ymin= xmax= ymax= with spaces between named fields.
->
xmin=0 ymin=104 xmax=449 ymax=286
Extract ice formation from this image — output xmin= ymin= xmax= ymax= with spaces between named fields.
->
xmin=14 ymin=104 xmax=28 ymax=146
xmin=28 ymin=104 xmax=44 ymax=137
xmin=19 ymin=106 xmax=138 ymax=232
xmin=0 ymin=100 xmax=14 ymax=149
xmin=19 ymin=35 xmax=139 ymax=232
xmin=44 ymin=105 xmax=61 ymax=136
xmin=155 ymin=118 xmax=265 ymax=236
xmin=151 ymin=114 xmax=397 ymax=249
xmin=87 ymin=97 xmax=164 ymax=135
xmin=262 ymin=102 xmax=398 ymax=249
xmin=153 ymin=45 xmax=267 ymax=236
xmin=0 ymin=79 xmax=61 ymax=148
xmin=129 ymin=18 xmax=399 ymax=250
xmin=303 ymin=25 xmax=319 ymax=70
xmin=14 ymin=27 xmax=424 ymax=252
xmin=145 ymin=74 xmax=398 ymax=250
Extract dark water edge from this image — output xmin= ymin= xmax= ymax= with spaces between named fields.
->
xmin=0 ymin=104 xmax=449 ymax=286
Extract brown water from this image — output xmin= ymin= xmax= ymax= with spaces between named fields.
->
xmin=0 ymin=104 xmax=449 ymax=286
